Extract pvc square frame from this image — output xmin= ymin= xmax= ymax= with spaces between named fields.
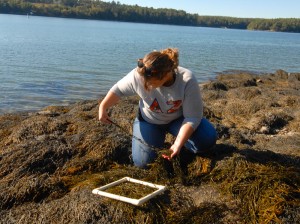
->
xmin=92 ymin=177 xmax=166 ymax=206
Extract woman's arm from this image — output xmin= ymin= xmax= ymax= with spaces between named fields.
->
xmin=164 ymin=72 xmax=202 ymax=160
xmin=98 ymin=91 xmax=120 ymax=124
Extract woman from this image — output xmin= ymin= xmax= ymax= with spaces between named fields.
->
xmin=99 ymin=48 xmax=217 ymax=168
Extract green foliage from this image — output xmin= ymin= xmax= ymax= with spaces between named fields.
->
xmin=247 ymin=18 xmax=300 ymax=32
xmin=0 ymin=0 xmax=299 ymax=32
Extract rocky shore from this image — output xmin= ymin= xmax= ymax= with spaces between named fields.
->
xmin=0 ymin=70 xmax=299 ymax=223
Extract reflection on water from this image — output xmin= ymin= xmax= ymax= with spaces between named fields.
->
xmin=0 ymin=14 xmax=299 ymax=113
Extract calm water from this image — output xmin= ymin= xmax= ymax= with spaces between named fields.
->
xmin=1 ymin=14 xmax=300 ymax=114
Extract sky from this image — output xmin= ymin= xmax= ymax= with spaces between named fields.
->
xmin=105 ymin=0 xmax=300 ymax=19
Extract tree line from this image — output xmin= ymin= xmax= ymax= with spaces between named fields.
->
xmin=1 ymin=0 xmax=299 ymax=33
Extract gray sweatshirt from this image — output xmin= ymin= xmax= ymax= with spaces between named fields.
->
xmin=110 ymin=66 xmax=203 ymax=130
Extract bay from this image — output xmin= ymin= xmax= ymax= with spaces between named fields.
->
xmin=0 ymin=14 xmax=299 ymax=114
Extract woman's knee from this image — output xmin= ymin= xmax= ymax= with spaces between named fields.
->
xmin=187 ymin=118 xmax=217 ymax=152
xmin=206 ymin=122 xmax=217 ymax=147
xmin=132 ymin=144 xmax=157 ymax=168
xmin=132 ymin=118 xmax=164 ymax=168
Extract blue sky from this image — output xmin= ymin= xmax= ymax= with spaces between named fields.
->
xmin=105 ymin=0 xmax=300 ymax=18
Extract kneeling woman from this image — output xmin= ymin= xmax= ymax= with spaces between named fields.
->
xmin=99 ymin=48 xmax=217 ymax=168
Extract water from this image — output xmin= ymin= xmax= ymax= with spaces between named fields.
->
xmin=1 ymin=14 xmax=299 ymax=114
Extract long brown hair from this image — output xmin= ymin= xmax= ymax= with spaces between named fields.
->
xmin=137 ymin=48 xmax=179 ymax=90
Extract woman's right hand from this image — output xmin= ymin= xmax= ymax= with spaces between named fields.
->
xmin=98 ymin=105 xmax=112 ymax=124
xmin=98 ymin=91 xmax=120 ymax=124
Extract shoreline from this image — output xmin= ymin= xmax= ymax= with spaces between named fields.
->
xmin=1 ymin=69 xmax=295 ymax=116
xmin=1 ymin=11 xmax=299 ymax=33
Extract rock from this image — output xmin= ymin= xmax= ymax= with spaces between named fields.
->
xmin=0 ymin=70 xmax=299 ymax=223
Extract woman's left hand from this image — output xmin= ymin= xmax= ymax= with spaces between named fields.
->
xmin=170 ymin=143 xmax=182 ymax=159
xmin=162 ymin=144 xmax=181 ymax=160
xmin=162 ymin=123 xmax=194 ymax=160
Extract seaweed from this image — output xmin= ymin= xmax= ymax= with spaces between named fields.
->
xmin=1 ymin=71 xmax=300 ymax=223
xmin=104 ymin=181 xmax=157 ymax=199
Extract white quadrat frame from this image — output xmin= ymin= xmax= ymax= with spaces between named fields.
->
xmin=92 ymin=177 xmax=166 ymax=206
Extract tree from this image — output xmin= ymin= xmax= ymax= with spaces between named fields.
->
xmin=1 ymin=0 xmax=299 ymax=33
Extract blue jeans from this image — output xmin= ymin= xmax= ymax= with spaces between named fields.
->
xmin=132 ymin=117 xmax=217 ymax=168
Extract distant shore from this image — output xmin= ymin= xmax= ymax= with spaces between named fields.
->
xmin=1 ymin=0 xmax=299 ymax=32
